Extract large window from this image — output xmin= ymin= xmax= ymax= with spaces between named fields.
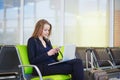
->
xmin=64 ymin=0 xmax=111 ymax=47
xmin=23 ymin=0 xmax=63 ymax=45
xmin=0 ymin=0 xmax=114 ymax=47
xmin=0 ymin=0 xmax=20 ymax=44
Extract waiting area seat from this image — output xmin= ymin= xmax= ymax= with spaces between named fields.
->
xmin=1 ymin=45 xmax=120 ymax=79
xmin=91 ymin=47 xmax=114 ymax=69
xmin=75 ymin=47 xmax=94 ymax=69
xmin=16 ymin=45 xmax=71 ymax=80
xmin=108 ymin=47 xmax=120 ymax=68
xmin=91 ymin=47 xmax=120 ymax=79
xmin=0 ymin=45 xmax=21 ymax=80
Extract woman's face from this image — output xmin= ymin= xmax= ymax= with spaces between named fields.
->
xmin=41 ymin=23 xmax=50 ymax=38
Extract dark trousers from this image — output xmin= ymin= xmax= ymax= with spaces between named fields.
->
xmin=37 ymin=59 xmax=84 ymax=80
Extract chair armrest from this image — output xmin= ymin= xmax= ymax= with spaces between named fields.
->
xmin=0 ymin=72 xmax=18 ymax=76
xmin=0 ymin=72 xmax=18 ymax=79
xmin=107 ymin=60 xmax=115 ymax=68
xmin=18 ymin=65 xmax=43 ymax=80
xmin=86 ymin=50 xmax=95 ymax=70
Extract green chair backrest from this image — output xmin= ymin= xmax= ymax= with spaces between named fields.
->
xmin=16 ymin=45 xmax=33 ymax=74
xmin=52 ymin=45 xmax=64 ymax=60
xmin=58 ymin=46 xmax=64 ymax=60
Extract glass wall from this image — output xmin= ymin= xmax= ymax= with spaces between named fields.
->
xmin=64 ymin=0 xmax=110 ymax=47
xmin=0 ymin=0 xmax=20 ymax=44
xmin=23 ymin=0 xmax=63 ymax=45
xmin=0 ymin=0 xmax=115 ymax=47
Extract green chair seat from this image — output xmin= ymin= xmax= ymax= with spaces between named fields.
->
xmin=32 ymin=75 xmax=71 ymax=80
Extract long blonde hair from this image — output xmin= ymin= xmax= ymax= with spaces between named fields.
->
xmin=32 ymin=19 xmax=52 ymax=38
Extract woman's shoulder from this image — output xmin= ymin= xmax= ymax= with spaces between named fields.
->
xmin=28 ymin=37 xmax=34 ymax=41
xmin=28 ymin=37 xmax=37 ymax=43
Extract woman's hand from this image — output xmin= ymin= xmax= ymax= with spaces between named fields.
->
xmin=47 ymin=48 xmax=60 ymax=56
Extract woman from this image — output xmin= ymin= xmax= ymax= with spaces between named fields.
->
xmin=27 ymin=19 xmax=84 ymax=80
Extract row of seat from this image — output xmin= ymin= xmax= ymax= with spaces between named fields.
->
xmin=76 ymin=47 xmax=120 ymax=68
xmin=0 ymin=45 xmax=120 ymax=79
xmin=75 ymin=47 xmax=120 ymax=79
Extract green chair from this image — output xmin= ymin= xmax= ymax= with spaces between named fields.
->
xmin=16 ymin=45 xmax=71 ymax=80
